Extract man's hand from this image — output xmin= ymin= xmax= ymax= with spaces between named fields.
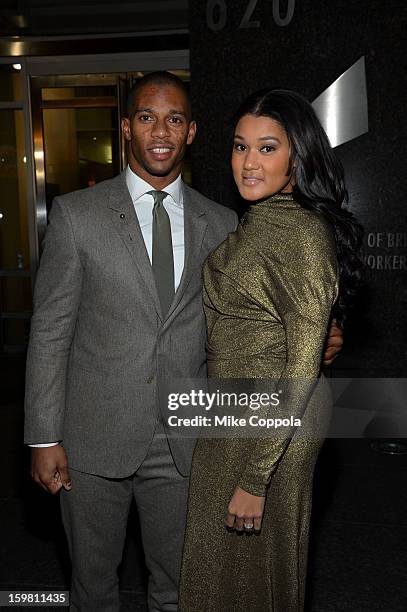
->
xmin=323 ymin=318 xmax=343 ymax=366
xmin=31 ymin=445 xmax=72 ymax=494
xmin=226 ymin=486 xmax=265 ymax=533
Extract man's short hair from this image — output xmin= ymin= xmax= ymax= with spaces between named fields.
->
xmin=126 ymin=71 xmax=191 ymax=119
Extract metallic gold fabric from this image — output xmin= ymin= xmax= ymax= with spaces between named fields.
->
xmin=179 ymin=194 xmax=338 ymax=612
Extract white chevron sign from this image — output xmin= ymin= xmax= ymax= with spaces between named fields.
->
xmin=312 ymin=56 xmax=369 ymax=148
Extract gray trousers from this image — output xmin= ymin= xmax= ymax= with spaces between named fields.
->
xmin=60 ymin=422 xmax=189 ymax=612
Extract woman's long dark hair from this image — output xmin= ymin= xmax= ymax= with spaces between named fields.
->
xmin=233 ymin=88 xmax=363 ymax=328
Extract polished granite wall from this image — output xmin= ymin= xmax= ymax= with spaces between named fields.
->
xmin=189 ymin=0 xmax=407 ymax=375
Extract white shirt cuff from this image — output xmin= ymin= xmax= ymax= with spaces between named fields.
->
xmin=29 ymin=442 xmax=60 ymax=447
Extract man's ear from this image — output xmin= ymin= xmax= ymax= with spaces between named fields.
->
xmin=187 ymin=120 xmax=197 ymax=145
xmin=121 ymin=117 xmax=131 ymax=141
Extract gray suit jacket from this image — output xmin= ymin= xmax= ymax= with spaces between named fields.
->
xmin=24 ymin=171 xmax=237 ymax=477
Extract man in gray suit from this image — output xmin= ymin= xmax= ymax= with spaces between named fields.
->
xmin=25 ymin=72 xmax=342 ymax=611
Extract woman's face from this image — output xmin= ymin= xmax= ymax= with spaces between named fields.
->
xmin=232 ymin=114 xmax=293 ymax=201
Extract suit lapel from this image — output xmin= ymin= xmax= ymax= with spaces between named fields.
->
xmin=105 ymin=172 xmax=163 ymax=320
xmin=104 ymin=174 xmax=208 ymax=326
xmin=163 ymin=183 xmax=208 ymax=325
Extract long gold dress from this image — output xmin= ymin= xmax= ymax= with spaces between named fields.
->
xmin=179 ymin=193 xmax=339 ymax=612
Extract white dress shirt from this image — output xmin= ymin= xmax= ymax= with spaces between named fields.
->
xmin=126 ymin=165 xmax=185 ymax=290
xmin=30 ymin=166 xmax=185 ymax=447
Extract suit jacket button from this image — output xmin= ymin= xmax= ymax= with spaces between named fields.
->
xmin=146 ymin=375 xmax=154 ymax=384
xmin=120 ymin=213 xmax=125 ymax=219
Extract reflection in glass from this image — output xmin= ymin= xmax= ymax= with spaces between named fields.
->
xmin=0 ymin=277 xmax=32 ymax=312
xmin=0 ymin=276 xmax=31 ymax=350
xmin=42 ymin=85 xmax=116 ymax=101
xmin=0 ymin=110 xmax=29 ymax=271
xmin=1 ymin=319 xmax=29 ymax=351
xmin=0 ymin=64 xmax=22 ymax=102
xmin=42 ymin=90 xmax=119 ymax=211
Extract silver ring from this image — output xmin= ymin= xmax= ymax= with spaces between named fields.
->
xmin=244 ymin=522 xmax=254 ymax=530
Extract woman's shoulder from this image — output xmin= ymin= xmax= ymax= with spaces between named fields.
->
xmin=294 ymin=206 xmax=334 ymax=241
xmin=248 ymin=198 xmax=331 ymax=234
xmin=284 ymin=207 xmax=335 ymax=259
xmin=244 ymin=201 xmax=336 ymax=262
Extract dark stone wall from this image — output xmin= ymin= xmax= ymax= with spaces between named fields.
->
xmin=189 ymin=0 xmax=407 ymax=375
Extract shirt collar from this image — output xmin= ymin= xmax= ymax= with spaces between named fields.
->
xmin=126 ymin=165 xmax=183 ymax=209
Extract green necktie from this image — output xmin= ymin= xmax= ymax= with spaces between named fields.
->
xmin=149 ymin=190 xmax=175 ymax=316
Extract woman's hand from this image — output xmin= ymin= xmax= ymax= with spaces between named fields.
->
xmin=226 ymin=486 xmax=265 ymax=532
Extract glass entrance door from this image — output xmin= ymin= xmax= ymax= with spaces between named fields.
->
xmin=0 ymin=63 xmax=32 ymax=354
xmin=30 ymin=73 xmax=126 ymax=243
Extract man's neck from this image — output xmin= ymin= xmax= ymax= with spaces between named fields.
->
xmin=128 ymin=164 xmax=181 ymax=190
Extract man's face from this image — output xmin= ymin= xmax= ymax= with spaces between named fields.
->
xmin=121 ymin=83 xmax=196 ymax=189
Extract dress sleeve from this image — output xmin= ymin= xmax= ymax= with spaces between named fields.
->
xmin=237 ymin=212 xmax=338 ymax=496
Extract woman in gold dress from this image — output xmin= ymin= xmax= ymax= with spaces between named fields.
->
xmin=179 ymin=89 xmax=362 ymax=611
